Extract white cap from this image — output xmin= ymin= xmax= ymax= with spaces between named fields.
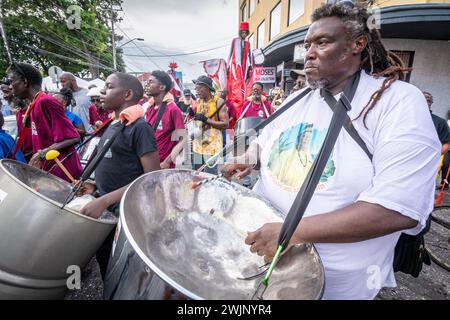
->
xmin=87 ymin=87 xmax=101 ymax=97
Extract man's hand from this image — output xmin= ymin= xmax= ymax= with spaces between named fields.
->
xmin=29 ymin=153 xmax=43 ymax=169
xmin=75 ymin=180 xmax=97 ymax=196
xmin=194 ymin=113 xmax=208 ymax=123
xmin=80 ymin=196 xmax=108 ymax=219
xmin=245 ymin=223 xmax=283 ymax=263
xmin=220 ymin=162 xmax=253 ymax=181
xmin=160 ymin=159 xmax=171 ymax=170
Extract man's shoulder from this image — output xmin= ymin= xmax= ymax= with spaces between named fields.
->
xmin=130 ymin=117 xmax=150 ymax=128
xmin=167 ymin=101 xmax=181 ymax=110
xmin=363 ymin=72 xmax=423 ymax=100
xmin=431 ymin=113 xmax=447 ymax=125
xmin=39 ymin=94 xmax=62 ymax=108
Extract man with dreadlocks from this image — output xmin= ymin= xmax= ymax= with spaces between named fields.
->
xmin=222 ymin=2 xmax=440 ymax=299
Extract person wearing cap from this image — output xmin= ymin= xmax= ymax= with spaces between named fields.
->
xmin=228 ymin=21 xmax=254 ymax=116
xmin=177 ymin=88 xmax=197 ymax=117
xmin=87 ymin=86 xmax=111 ymax=131
xmin=192 ymin=75 xmax=229 ymax=174
xmin=290 ymin=69 xmax=307 ymax=93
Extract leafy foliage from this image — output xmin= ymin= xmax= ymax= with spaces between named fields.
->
xmin=0 ymin=0 xmax=125 ymax=79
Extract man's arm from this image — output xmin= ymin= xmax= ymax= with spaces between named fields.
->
xmin=204 ymin=98 xmax=229 ymax=130
xmin=246 ymin=202 xmax=418 ymax=261
xmin=29 ymin=137 xmax=81 ymax=167
xmin=161 ymin=129 xmax=187 ymax=169
xmin=442 ymin=142 xmax=450 ymax=155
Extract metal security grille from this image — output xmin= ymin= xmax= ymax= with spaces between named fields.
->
xmin=391 ymin=50 xmax=415 ymax=83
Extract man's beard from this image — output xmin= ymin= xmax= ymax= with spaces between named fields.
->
xmin=306 ymin=78 xmax=330 ymax=90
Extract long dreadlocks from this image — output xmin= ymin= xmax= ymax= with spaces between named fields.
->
xmin=312 ymin=2 xmax=411 ymax=127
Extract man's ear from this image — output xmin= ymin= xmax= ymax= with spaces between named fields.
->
xmin=124 ymin=88 xmax=134 ymax=102
xmin=23 ymin=78 xmax=30 ymax=89
xmin=353 ymin=34 xmax=368 ymax=55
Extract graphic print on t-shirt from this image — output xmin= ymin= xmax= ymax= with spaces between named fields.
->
xmin=267 ymin=122 xmax=336 ymax=191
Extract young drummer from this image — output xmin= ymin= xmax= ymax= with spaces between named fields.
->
xmin=78 ymin=73 xmax=160 ymax=278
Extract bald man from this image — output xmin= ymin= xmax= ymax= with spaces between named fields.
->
xmin=59 ymin=72 xmax=92 ymax=132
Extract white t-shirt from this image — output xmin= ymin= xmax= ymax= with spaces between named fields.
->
xmin=253 ymin=71 xmax=440 ymax=300
xmin=72 ymin=88 xmax=92 ymax=132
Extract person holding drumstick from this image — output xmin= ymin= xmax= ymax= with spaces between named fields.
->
xmin=221 ymin=2 xmax=439 ymax=300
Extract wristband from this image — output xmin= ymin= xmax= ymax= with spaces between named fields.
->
xmin=38 ymin=150 xmax=46 ymax=160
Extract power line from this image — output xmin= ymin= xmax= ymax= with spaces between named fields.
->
xmin=116 ymin=26 xmax=162 ymax=69
xmin=4 ymin=14 xmax=116 ymax=70
xmin=20 ymin=42 xmax=115 ymax=71
xmin=122 ymin=43 xmax=229 ymax=58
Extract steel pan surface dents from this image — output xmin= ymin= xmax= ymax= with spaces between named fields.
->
xmin=119 ymin=169 xmax=324 ymax=300
xmin=0 ymin=160 xmax=116 ymax=299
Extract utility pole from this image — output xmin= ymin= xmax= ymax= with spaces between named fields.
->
xmin=0 ymin=0 xmax=13 ymax=63
xmin=110 ymin=0 xmax=117 ymax=71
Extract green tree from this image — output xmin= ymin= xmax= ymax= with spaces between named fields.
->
xmin=0 ymin=0 xmax=125 ymax=79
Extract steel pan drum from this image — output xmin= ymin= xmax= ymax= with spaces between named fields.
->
xmin=234 ymin=117 xmax=264 ymax=137
xmin=0 ymin=160 xmax=116 ymax=299
xmin=104 ymin=169 xmax=324 ymax=300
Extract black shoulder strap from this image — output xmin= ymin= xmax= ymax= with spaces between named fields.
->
xmin=321 ymin=90 xmax=373 ymax=161
xmin=253 ymin=87 xmax=312 ymax=132
xmin=278 ymin=72 xmax=361 ymax=250
xmin=208 ymin=98 xmax=226 ymax=121
xmin=151 ymin=102 xmax=168 ymax=131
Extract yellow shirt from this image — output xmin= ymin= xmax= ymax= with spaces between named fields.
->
xmin=192 ymin=96 xmax=223 ymax=156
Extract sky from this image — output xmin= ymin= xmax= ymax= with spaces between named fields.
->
xmin=119 ymin=0 xmax=239 ymax=83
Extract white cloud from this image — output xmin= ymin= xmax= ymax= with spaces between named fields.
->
xmin=120 ymin=0 xmax=238 ymax=82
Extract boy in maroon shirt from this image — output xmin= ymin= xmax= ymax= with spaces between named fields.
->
xmin=144 ymin=71 xmax=186 ymax=169
xmin=7 ymin=63 xmax=82 ymax=182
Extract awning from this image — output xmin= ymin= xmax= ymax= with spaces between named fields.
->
xmin=263 ymin=3 xmax=450 ymax=66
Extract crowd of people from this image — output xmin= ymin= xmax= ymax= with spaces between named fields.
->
xmin=0 ymin=1 xmax=446 ymax=300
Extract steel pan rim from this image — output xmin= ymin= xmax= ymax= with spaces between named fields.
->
xmin=0 ymin=159 xmax=116 ymax=225
xmin=119 ymin=169 xmax=326 ymax=300
xmin=119 ymin=169 xmax=206 ymax=300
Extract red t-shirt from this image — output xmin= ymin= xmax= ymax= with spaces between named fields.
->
xmin=239 ymin=100 xmax=273 ymax=120
xmin=226 ymin=100 xmax=237 ymax=129
xmin=146 ymin=102 xmax=185 ymax=168
xmin=89 ymin=104 xmax=111 ymax=126
xmin=30 ymin=94 xmax=82 ymax=182
xmin=16 ymin=108 xmax=33 ymax=156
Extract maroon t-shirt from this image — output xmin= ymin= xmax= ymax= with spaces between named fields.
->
xmin=89 ymin=104 xmax=111 ymax=126
xmin=16 ymin=108 xmax=33 ymax=156
xmin=30 ymin=94 xmax=82 ymax=182
xmin=226 ymin=100 xmax=237 ymax=129
xmin=239 ymin=100 xmax=273 ymax=120
xmin=146 ymin=102 xmax=185 ymax=168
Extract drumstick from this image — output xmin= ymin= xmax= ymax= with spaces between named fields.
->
xmin=191 ymin=173 xmax=224 ymax=189
xmin=45 ymin=150 xmax=76 ymax=183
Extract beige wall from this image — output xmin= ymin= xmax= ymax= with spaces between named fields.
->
xmin=239 ymin=0 xmax=450 ymax=49
xmin=383 ymin=38 xmax=450 ymax=118
xmin=239 ymin=0 xmax=325 ymax=49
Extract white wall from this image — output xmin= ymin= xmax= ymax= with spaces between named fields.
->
xmin=382 ymin=39 xmax=450 ymax=118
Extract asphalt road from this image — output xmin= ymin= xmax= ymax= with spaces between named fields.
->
xmin=65 ymin=186 xmax=450 ymax=300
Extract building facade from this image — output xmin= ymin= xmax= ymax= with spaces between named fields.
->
xmin=239 ymin=0 xmax=450 ymax=117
